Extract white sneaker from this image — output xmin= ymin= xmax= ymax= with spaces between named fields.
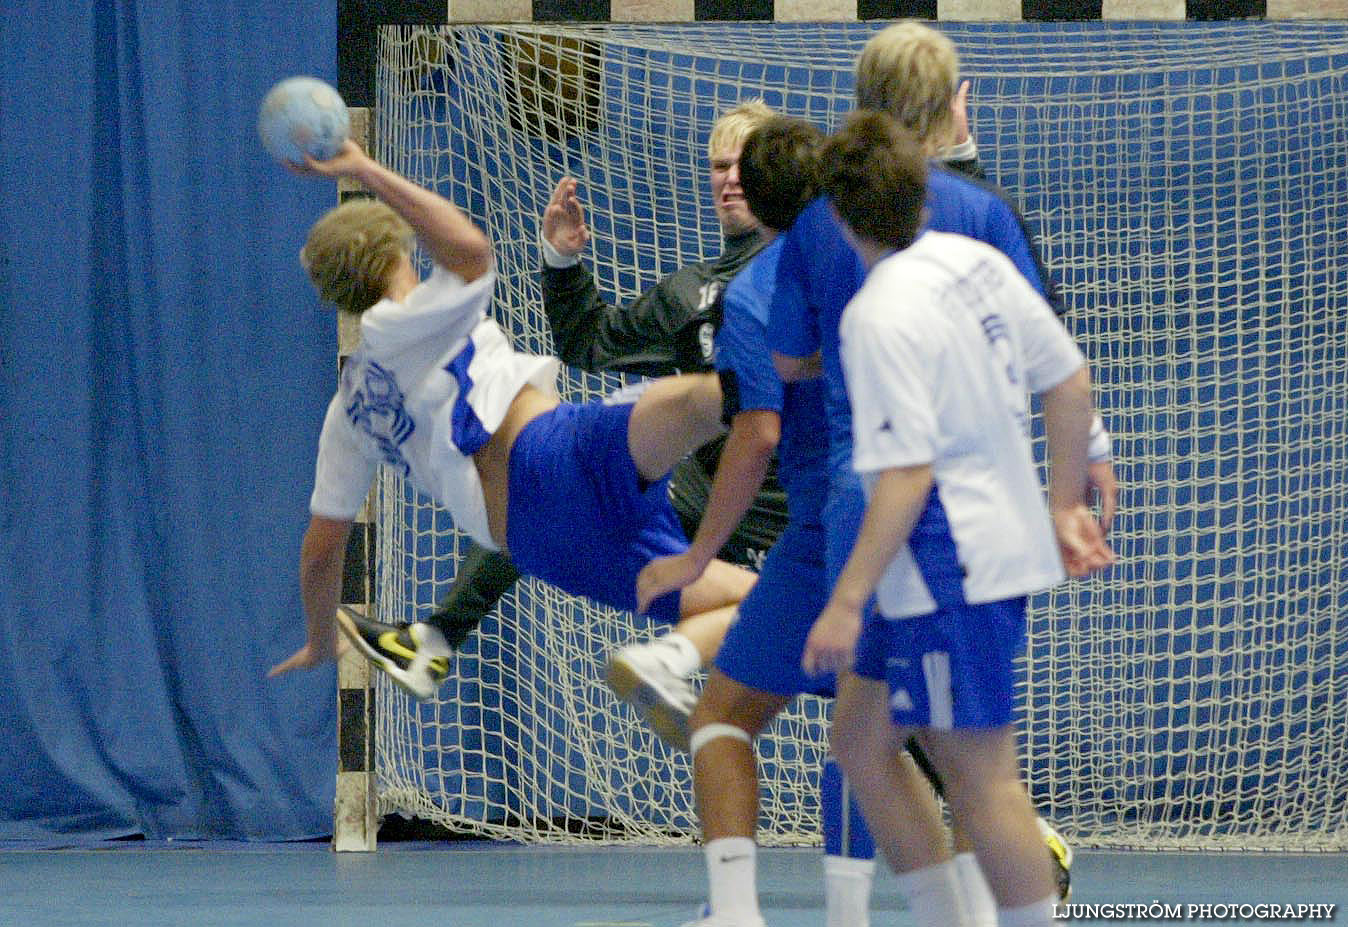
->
xmin=604 ymin=639 xmax=698 ymax=751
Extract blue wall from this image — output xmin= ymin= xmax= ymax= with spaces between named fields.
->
xmin=0 ymin=3 xmax=342 ymax=840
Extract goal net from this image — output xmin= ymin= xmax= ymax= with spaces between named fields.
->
xmin=367 ymin=20 xmax=1348 ymax=851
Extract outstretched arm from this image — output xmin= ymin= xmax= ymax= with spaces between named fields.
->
xmin=300 ymin=140 xmax=491 ymax=283
xmin=269 ymin=514 xmax=352 ymax=677
xmin=539 ymin=176 xmax=723 ymax=375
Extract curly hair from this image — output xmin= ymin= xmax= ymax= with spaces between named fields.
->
xmin=820 ymin=110 xmax=928 ymax=252
xmin=299 ymin=197 xmax=414 ymax=315
xmin=739 ymin=116 xmax=824 ymax=233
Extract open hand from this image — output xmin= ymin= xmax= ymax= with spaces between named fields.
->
xmin=267 ymin=629 xmax=349 ymax=679
xmin=285 ymin=139 xmax=370 ymax=179
xmin=801 ymin=601 xmax=861 ymax=678
xmin=951 ymin=79 xmax=972 ymax=146
xmin=542 ymin=177 xmax=590 ymax=257
xmin=1053 ymin=503 xmax=1115 ymax=577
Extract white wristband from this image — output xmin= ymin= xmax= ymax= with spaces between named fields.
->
xmin=540 ymin=230 xmax=581 ymax=269
xmin=1088 ymin=413 xmax=1112 ymax=464
xmin=942 ymin=137 xmax=978 ymax=164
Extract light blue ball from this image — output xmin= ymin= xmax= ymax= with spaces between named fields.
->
xmin=258 ymin=76 xmax=350 ymax=165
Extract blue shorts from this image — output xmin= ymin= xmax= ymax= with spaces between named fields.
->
xmin=505 ymin=399 xmax=687 ymax=625
xmin=852 ymin=597 xmax=1027 ymax=730
xmin=714 ymin=521 xmax=834 ymax=698
xmin=823 ymin=472 xmax=866 ymax=587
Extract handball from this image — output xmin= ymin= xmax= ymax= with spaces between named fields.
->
xmin=258 ymin=76 xmax=350 ymax=165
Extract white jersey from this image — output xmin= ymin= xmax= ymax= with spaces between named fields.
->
xmin=840 ymin=231 xmax=1086 ymax=618
xmin=309 ymin=265 xmax=559 ymax=548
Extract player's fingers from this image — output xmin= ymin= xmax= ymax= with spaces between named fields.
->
xmin=267 ymin=654 xmax=299 ymax=678
xmin=801 ymin=640 xmax=819 ymax=676
xmin=565 ymin=191 xmax=585 ymax=223
xmin=549 ymin=176 xmax=570 ymax=206
xmin=1098 ymin=492 xmax=1117 ymax=536
xmin=955 ymin=79 xmax=970 ymax=106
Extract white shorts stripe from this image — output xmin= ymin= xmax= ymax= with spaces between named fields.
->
xmin=923 ymin=651 xmax=954 ymax=730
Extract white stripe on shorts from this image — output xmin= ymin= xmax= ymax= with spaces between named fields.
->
xmin=922 ymin=651 xmax=954 ymax=730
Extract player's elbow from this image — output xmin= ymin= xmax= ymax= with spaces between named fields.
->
xmin=772 ymin=350 xmax=821 ymax=383
xmin=735 ymin=410 xmax=780 ymax=456
xmin=454 ymin=231 xmax=493 ymax=284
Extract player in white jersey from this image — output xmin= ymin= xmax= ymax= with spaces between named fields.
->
xmin=267 ymin=140 xmax=754 ymax=692
xmin=800 ymin=113 xmax=1114 ymax=927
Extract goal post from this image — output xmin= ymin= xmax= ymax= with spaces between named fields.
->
xmin=360 ymin=19 xmax=1348 ymax=851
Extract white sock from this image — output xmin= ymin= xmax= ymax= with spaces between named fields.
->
xmin=655 ymin=631 xmax=702 ymax=677
xmin=999 ymin=895 xmax=1057 ymax=927
xmin=953 ymin=852 xmax=997 ymax=927
xmin=823 ymin=854 xmax=875 ymax=927
xmin=893 ymin=859 xmax=970 ymax=927
xmin=705 ymin=837 xmax=760 ymax=921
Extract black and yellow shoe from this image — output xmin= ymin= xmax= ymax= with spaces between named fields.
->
xmin=336 ymin=606 xmax=451 ymax=701
xmin=1038 ymin=817 xmax=1074 ymax=902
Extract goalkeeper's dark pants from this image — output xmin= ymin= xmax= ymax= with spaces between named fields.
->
xmin=425 ymin=541 xmax=521 ymax=649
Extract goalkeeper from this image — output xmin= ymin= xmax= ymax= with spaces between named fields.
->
xmin=266 ymin=140 xmax=754 ymax=696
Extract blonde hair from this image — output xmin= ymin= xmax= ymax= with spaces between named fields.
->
xmin=707 ymin=99 xmax=776 ymax=159
xmin=299 ymin=198 xmax=414 ymax=315
xmin=854 ymin=21 xmax=959 ymax=155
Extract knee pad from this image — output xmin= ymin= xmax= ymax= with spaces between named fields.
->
xmin=689 ymin=722 xmax=752 ymax=757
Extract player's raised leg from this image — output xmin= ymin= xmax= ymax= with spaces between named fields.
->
xmin=605 ymin=371 xmax=752 ymax=749
xmin=626 ymin=372 xmax=726 ymax=483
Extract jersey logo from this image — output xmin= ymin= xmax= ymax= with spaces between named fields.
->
xmin=344 ymin=359 xmax=414 ymax=475
xmin=979 ymin=312 xmax=1020 ymax=386
xmin=695 ymin=280 xmax=723 ymax=312
xmin=698 ymin=321 xmax=716 ymax=361
xmin=890 ymin=688 xmax=915 ymax=712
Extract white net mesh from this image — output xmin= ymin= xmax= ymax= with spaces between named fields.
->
xmin=369 ymin=20 xmax=1348 ymax=850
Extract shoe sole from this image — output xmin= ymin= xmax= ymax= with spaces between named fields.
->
xmin=1038 ymin=818 xmax=1073 ymax=903
xmin=604 ymin=654 xmax=692 ymax=752
xmin=335 ymin=607 xmax=442 ymax=702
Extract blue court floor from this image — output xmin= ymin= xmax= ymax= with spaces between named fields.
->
xmin=0 ymin=842 xmax=1343 ymax=926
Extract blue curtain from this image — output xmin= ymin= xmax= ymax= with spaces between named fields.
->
xmin=0 ymin=2 xmax=340 ymax=839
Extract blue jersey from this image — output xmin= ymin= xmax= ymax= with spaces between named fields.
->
xmin=716 ymin=238 xmax=829 ymax=528
xmin=769 ymin=164 xmax=1058 ymax=478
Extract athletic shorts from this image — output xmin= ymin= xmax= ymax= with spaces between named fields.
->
xmin=714 ymin=521 xmax=834 ymax=698
xmin=505 ymin=398 xmax=687 ymax=625
xmin=852 ymin=596 xmax=1028 ymax=730
xmin=823 ymin=470 xmax=866 ymax=587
